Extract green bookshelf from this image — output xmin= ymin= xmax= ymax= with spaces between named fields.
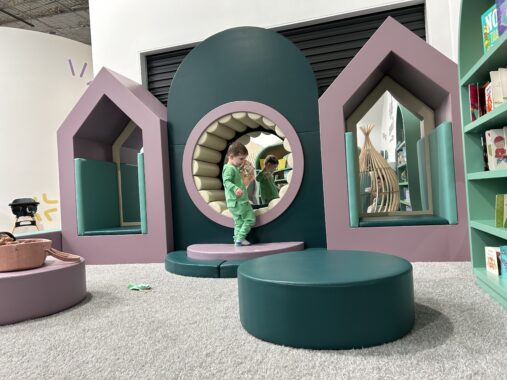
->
xmin=459 ymin=0 xmax=507 ymax=308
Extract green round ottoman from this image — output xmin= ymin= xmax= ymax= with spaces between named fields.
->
xmin=238 ymin=249 xmax=415 ymax=349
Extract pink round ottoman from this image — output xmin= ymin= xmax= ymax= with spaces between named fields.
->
xmin=0 ymin=257 xmax=86 ymax=325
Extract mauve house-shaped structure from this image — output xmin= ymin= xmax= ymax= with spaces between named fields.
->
xmin=57 ymin=67 xmax=172 ymax=264
xmin=319 ymin=17 xmax=469 ymax=261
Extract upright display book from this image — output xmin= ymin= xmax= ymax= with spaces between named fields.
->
xmin=468 ymin=83 xmax=479 ymax=121
xmin=497 ymin=0 xmax=507 ymax=36
xmin=485 ymin=246 xmax=501 ymax=275
xmin=485 ymin=82 xmax=494 ymax=112
xmin=485 ymin=129 xmax=507 ymax=170
xmin=500 ymin=246 xmax=507 ymax=278
xmin=482 ymin=4 xmax=500 ymax=53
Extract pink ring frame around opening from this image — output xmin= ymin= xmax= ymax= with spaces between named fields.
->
xmin=182 ymin=101 xmax=304 ymax=228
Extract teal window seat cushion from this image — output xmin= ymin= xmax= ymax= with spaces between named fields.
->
xmin=82 ymin=226 xmax=142 ymax=236
xmin=359 ymin=215 xmax=449 ymax=227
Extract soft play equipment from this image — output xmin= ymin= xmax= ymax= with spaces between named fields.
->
xmin=167 ymin=26 xmax=325 ymax=252
xmin=57 ymin=68 xmax=172 ymax=264
xmin=238 ymin=249 xmax=415 ymax=349
xmin=0 ymin=232 xmax=86 ymax=325
xmin=319 ymin=17 xmax=469 ymax=261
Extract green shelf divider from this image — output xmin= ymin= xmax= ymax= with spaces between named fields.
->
xmin=468 ymin=170 xmax=507 ymax=180
xmin=464 ymin=102 xmax=507 ymax=134
xmin=470 ymin=219 xmax=507 ymax=239
xmin=459 ymin=33 xmax=507 ymax=86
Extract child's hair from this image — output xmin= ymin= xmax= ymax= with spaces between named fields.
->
xmin=227 ymin=141 xmax=248 ymax=157
xmin=264 ymin=154 xmax=279 ymax=166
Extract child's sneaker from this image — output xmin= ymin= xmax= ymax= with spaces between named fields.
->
xmin=234 ymin=239 xmax=251 ymax=247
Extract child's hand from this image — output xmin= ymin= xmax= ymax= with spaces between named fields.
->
xmin=235 ymin=188 xmax=243 ymax=197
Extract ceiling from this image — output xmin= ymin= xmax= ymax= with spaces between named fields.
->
xmin=0 ymin=0 xmax=90 ymax=44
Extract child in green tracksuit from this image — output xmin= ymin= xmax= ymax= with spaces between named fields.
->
xmin=222 ymin=141 xmax=256 ymax=247
xmin=256 ymin=154 xmax=279 ymax=205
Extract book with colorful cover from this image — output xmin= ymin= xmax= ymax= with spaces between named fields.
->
xmin=497 ymin=0 xmax=507 ymax=36
xmin=499 ymin=246 xmax=507 ymax=277
xmin=479 ymin=82 xmax=488 ymax=116
xmin=496 ymin=194 xmax=507 ymax=227
xmin=482 ymin=4 xmax=500 ymax=53
xmin=485 ymin=82 xmax=494 ymax=112
xmin=485 ymin=246 xmax=501 ymax=275
xmin=485 ymin=128 xmax=507 ymax=170
xmin=468 ymin=83 xmax=479 ymax=122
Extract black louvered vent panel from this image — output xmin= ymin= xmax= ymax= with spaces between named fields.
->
xmin=146 ymin=4 xmax=425 ymax=104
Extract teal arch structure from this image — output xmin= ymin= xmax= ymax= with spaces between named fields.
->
xmin=167 ymin=27 xmax=325 ymax=249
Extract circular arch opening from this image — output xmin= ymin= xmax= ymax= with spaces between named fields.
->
xmin=182 ymin=101 xmax=304 ymax=228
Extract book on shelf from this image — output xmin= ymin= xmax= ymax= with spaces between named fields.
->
xmin=485 ymin=246 xmax=501 ymax=275
xmin=485 ymin=82 xmax=494 ymax=113
xmin=500 ymin=246 xmax=507 ymax=278
xmin=496 ymin=194 xmax=507 ymax=227
xmin=490 ymin=70 xmax=505 ymax=107
xmin=485 ymin=128 xmax=507 ymax=170
xmin=479 ymin=82 xmax=488 ymax=116
xmin=468 ymin=83 xmax=480 ymax=122
xmin=497 ymin=0 xmax=507 ymax=36
xmin=482 ymin=4 xmax=500 ymax=53
xmin=481 ymin=133 xmax=490 ymax=170
xmin=499 ymin=68 xmax=507 ymax=101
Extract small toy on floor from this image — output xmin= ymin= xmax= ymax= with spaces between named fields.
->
xmin=128 ymin=283 xmax=152 ymax=291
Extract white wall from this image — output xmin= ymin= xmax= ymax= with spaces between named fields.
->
xmin=0 ymin=27 xmax=92 ymax=232
xmin=89 ymin=0 xmax=460 ymax=84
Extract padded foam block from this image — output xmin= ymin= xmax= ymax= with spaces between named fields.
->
xmin=207 ymin=122 xmax=236 ymax=140
xmin=275 ymin=126 xmax=285 ymax=138
xmin=283 ymin=138 xmax=291 ymax=152
xmin=193 ymin=145 xmax=222 ymax=163
xmin=192 ymin=160 xmax=220 ymax=177
xmin=286 ymin=153 xmax=293 ymax=168
xmin=209 ymin=200 xmax=227 ymax=213
xmin=219 ymin=115 xmax=247 ymax=132
xmin=74 ymin=158 xmax=120 ymax=235
xmin=262 ymin=117 xmax=275 ymax=131
xmin=268 ymin=198 xmax=280 ymax=209
xmin=233 ymin=112 xmax=259 ymax=128
xmin=194 ymin=176 xmax=223 ymax=190
xmin=165 ymin=251 xmax=222 ymax=278
xmin=238 ymin=250 xmax=415 ymax=349
xmin=198 ymin=132 xmax=227 ymax=151
xmin=199 ymin=190 xmax=225 ymax=202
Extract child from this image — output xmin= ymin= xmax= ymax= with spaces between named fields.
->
xmin=222 ymin=141 xmax=256 ymax=247
xmin=256 ymin=155 xmax=279 ymax=205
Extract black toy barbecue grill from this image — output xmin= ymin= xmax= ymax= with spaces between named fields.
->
xmin=8 ymin=198 xmax=39 ymax=233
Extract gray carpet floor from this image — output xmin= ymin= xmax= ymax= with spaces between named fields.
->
xmin=0 ymin=262 xmax=506 ymax=379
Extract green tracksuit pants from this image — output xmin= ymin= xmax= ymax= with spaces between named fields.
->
xmin=229 ymin=202 xmax=256 ymax=242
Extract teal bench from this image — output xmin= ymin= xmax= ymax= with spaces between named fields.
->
xmin=74 ymin=154 xmax=147 ymax=236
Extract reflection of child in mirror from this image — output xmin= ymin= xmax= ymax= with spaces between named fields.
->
xmin=222 ymin=141 xmax=256 ymax=247
xmin=256 ymin=155 xmax=279 ymax=205
xmin=366 ymin=175 xmax=383 ymax=213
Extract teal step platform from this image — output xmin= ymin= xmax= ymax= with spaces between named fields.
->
xmin=165 ymin=251 xmax=246 ymax=278
xmin=238 ymin=249 xmax=415 ymax=349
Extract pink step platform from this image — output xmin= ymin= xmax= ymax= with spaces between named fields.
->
xmin=187 ymin=242 xmax=304 ymax=260
xmin=0 ymin=257 xmax=86 ymax=325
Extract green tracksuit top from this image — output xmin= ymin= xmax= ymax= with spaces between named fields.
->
xmin=222 ymin=163 xmax=249 ymax=208
xmin=256 ymin=169 xmax=279 ymax=204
